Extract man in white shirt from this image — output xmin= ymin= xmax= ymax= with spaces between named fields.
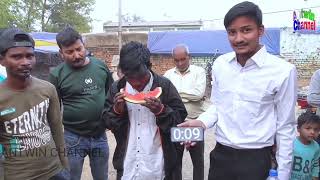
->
xmin=164 ymin=44 xmax=206 ymax=180
xmin=179 ymin=1 xmax=297 ymax=180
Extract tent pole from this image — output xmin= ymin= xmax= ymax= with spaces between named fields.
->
xmin=118 ymin=0 xmax=122 ymax=55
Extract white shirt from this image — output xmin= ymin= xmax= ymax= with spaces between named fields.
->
xmin=164 ymin=65 xmax=206 ymax=118
xmin=122 ymin=73 xmax=165 ymax=180
xmin=199 ymin=46 xmax=297 ymax=180
xmin=164 ymin=65 xmax=206 ymax=99
xmin=0 ymin=65 xmax=6 ymax=77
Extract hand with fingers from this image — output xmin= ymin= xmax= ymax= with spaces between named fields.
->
xmin=177 ymin=119 xmax=206 ymax=150
xmin=113 ymin=91 xmax=127 ymax=115
xmin=142 ymin=97 xmax=164 ymax=115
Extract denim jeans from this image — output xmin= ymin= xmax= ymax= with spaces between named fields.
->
xmin=62 ymin=130 xmax=109 ymax=180
xmin=50 ymin=168 xmax=71 ymax=180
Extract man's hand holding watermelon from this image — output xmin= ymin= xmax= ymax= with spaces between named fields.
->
xmin=113 ymin=91 xmax=127 ymax=115
xmin=113 ymin=89 xmax=164 ymax=116
xmin=141 ymin=97 xmax=165 ymax=115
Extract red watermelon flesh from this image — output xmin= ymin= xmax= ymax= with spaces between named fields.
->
xmin=121 ymin=87 xmax=162 ymax=104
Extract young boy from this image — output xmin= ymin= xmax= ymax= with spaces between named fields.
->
xmin=291 ymin=112 xmax=320 ymax=180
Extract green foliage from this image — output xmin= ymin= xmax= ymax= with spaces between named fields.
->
xmin=0 ymin=0 xmax=95 ymax=33
xmin=45 ymin=0 xmax=94 ymax=32
xmin=0 ymin=0 xmax=19 ymax=28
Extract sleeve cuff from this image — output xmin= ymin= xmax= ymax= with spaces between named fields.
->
xmin=277 ymin=169 xmax=291 ymax=180
xmin=198 ymin=110 xmax=217 ymax=129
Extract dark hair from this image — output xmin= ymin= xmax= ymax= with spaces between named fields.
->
xmin=224 ymin=1 xmax=262 ymax=29
xmin=0 ymin=28 xmax=34 ymax=57
xmin=297 ymin=112 xmax=320 ymax=129
xmin=0 ymin=28 xmax=7 ymax=56
xmin=56 ymin=27 xmax=83 ymax=49
xmin=0 ymin=28 xmax=8 ymax=56
xmin=119 ymin=41 xmax=152 ymax=76
xmin=0 ymin=51 xmax=6 ymax=57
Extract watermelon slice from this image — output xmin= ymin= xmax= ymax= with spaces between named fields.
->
xmin=121 ymin=87 xmax=162 ymax=104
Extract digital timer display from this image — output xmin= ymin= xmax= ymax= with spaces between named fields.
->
xmin=170 ymin=127 xmax=204 ymax=142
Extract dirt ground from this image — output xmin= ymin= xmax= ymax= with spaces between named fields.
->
xmin=81 ymin=128 xmax=216 ymax=180
xmin=0 ymin=106 xmax=305 ymax=180
xmin=80 ymin=106 xmax=306 ymax=180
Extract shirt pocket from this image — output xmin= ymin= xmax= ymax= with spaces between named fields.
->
xmin=239 ymin=94 xmax=262 ymax=117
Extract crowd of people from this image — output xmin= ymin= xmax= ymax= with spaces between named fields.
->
xmin=1 ymin=1 xmax=320 ymax=180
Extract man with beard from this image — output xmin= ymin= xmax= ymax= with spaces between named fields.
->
xmin=0 ymin=28 xmax=69 ymax=179
xmin=179 ymin=1 xmax=297 ymax=180
xmin=49 ymin=27 xmax=113 ymax=180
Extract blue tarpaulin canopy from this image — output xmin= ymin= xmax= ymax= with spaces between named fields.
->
xmin=30 ymin=32 xmax=59 ymax=53
xmin=148 ymin=28 xmax=280 ymax=55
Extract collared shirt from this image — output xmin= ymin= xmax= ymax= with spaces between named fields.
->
xmin=0 ymin=65 xmax=6 ymax=83
xmin=199 ymin=46 xmax=297 ymax=180
xmin=164 ymin=65 xmax=206 ymax=119
xmin=122 ymin=73 xmax=165 ymax=180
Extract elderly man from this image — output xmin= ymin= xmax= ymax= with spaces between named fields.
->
xmin=164 ymin=44 xmax=206 ymax=180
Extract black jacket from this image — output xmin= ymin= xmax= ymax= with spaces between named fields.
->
xmin=102 ymin=71 xmax=187 ymax=180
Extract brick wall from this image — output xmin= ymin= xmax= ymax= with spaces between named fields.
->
xmin=87 ymin=46 xmax=213 ymax=76
xmin=38 ymin=29 xmax=320 ymax=89
xmin=32 ymin=31 xmax=215 ymax=96
xmin=150 ymin=55 xmax=175 ymax=75
xmin=87 ymin=47 xmax=176 ymax=75
xmin=84 ymin=32 xmax=148 ymax=72
xmin=87 ymin=46 xmax=119 ymax=71
xmin=280 ymin=27 xmax=320 ymax=88
xmin=83 ymin=33 xmax=214 ymax=96
xmin=83 ymin=32 xmax=199 ymax=75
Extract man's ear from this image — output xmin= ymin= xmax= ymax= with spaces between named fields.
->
xmin=59 ymin=49 xmax=64 ymax=60
xmin=0 ymin=55 xmax=4 ymax=66
xmin=258 ymin=25 xmax=265 ymax=37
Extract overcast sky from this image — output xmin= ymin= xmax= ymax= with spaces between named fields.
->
xmin=90 ymin=0 xmax=320 ymax=32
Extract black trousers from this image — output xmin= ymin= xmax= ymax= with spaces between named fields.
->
xmin=176 ymin=141 xmax=204 ymax=180
xmin=208 ymin=142 xmax=272 ymax=180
